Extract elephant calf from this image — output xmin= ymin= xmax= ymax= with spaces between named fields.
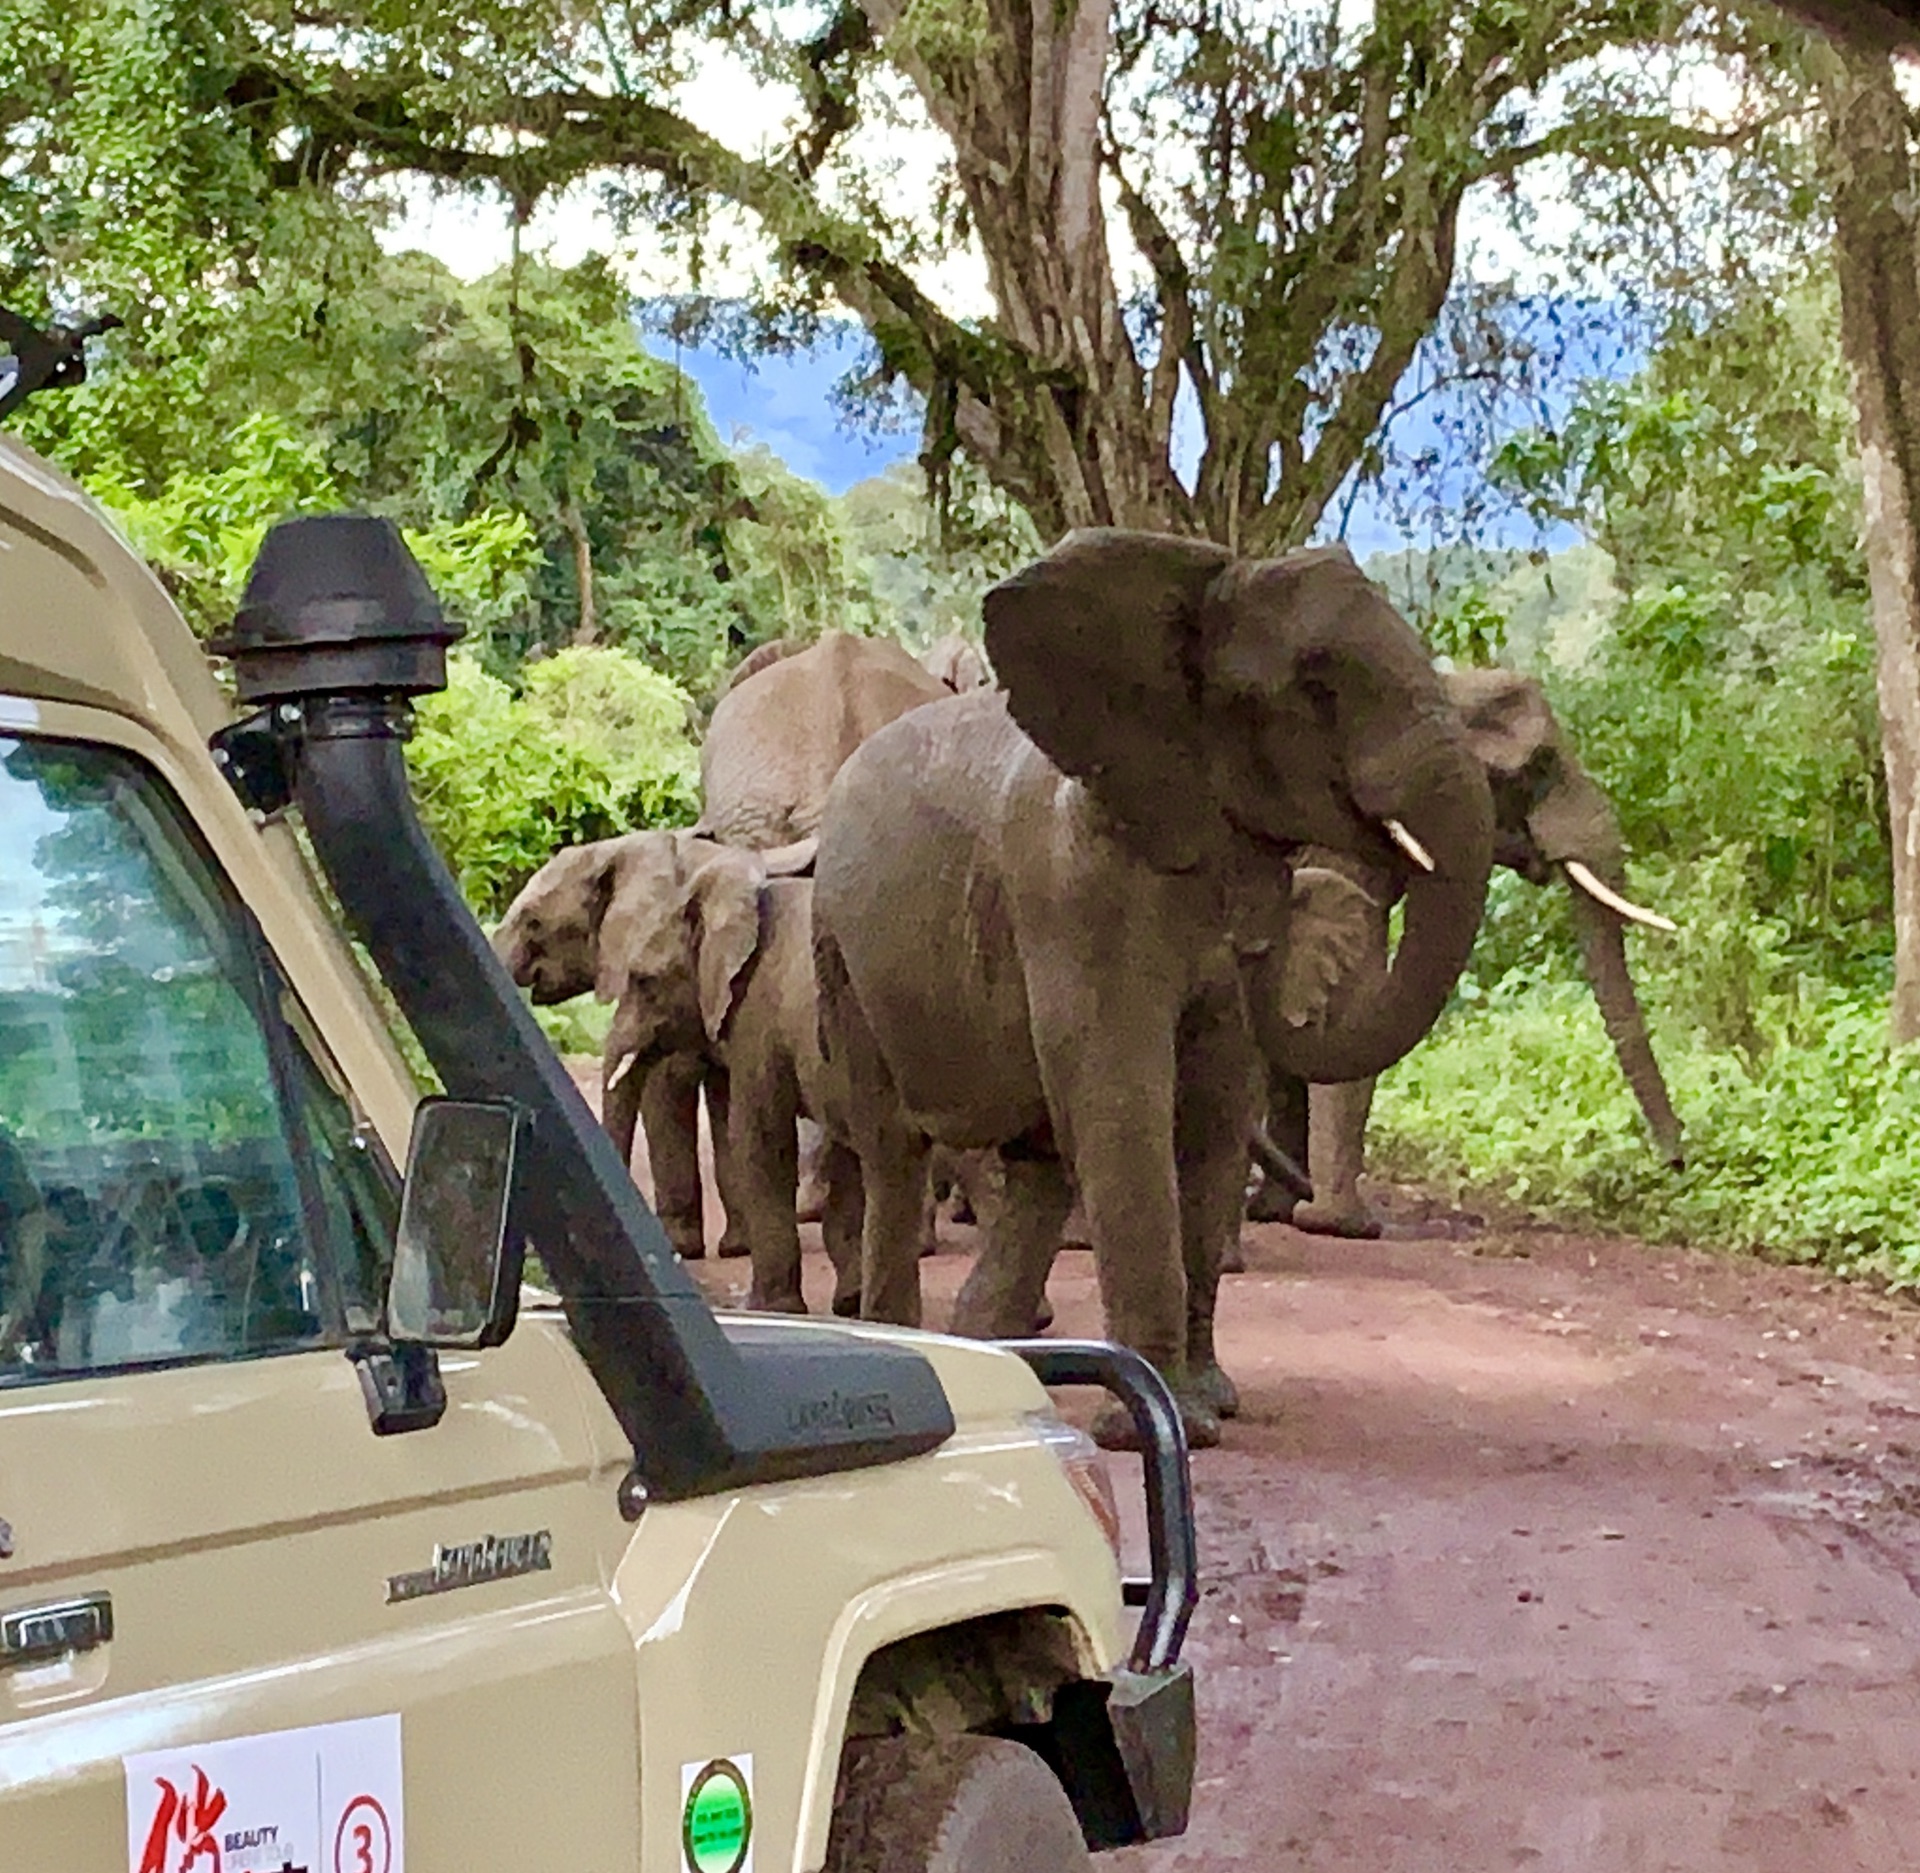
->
xmin=593 ymin=837 xmax=864 ymax=1315
xmin=493 ymin=831 xmax=844 ymax=1302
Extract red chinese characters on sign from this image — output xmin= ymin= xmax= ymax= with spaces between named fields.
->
xmin=138 ymin=1766 xmax=229 ymax=1873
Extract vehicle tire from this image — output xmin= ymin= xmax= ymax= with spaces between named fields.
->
xmin=823 ymin=1733 xmax=1092 ymax=1873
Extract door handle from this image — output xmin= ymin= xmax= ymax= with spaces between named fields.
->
xmin=1 ymin=1592 xmax=113 ymax=1667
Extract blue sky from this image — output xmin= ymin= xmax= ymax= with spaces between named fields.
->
xmin=666 ymin=304 xmax=1636 ymax=558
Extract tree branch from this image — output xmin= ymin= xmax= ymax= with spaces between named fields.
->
xmin=1470 ymin=105 xmax=1797 ymax=184
xmin=1104 ymin=132 xmax=1213 ymax=456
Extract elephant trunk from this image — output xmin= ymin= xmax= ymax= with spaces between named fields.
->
xmin=1267 ymin=740 xmax=1495 ymax=1085
xmin=1567 ymin=882 xmax=1685 ymax=1167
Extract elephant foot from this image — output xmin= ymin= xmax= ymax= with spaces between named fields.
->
xmin=831 ymin=1289 xmax=862 ymax=1319
xmin=665 ymin=1227 xmax=706 ymax=1262
xmin=795 ymin=1190 xmax=828 ymax=1226
xmin=1220 ymin=1238 xmax=1247 ymax=1275
xmin=948 ymin=1192 xmax=977 ymax=1227
xmin=1189 ymin=1359 xmax=1240 ymax=1420
xmin=747 ymin=1289 xmax=809 ymax=1316
xmin=1093 ymin=1387 xmax=1220 ymax=1454
xmin=1292 ymin=1199 xmax=1382 ymax=1240
xmin=1244 ymin=1180 xmax=1296 ymax=1225
xmin=717 ymin=1234 xmax=753 ymax=1261
xmin=1033 ymin=1296 xmax=1055 ymax=1334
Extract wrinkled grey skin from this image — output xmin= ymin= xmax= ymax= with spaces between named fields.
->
xmin=611 ymin=632 xmax=955 ymax=1258
xmin=698 ymin=631 xmax=953 ymax=848
xmin=594 ymin=845 xmax=863 ymax=1315
xmin=493 ymin=830 xmax=819 ymax=1269
xmin=1249 ymin=667 xmax=1684 ymax=1238
xmin=813 ymin=531 xmax=1495 ymax=1448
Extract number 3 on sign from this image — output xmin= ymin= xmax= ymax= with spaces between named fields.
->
xmin=334 ymin=1795 xmax=393 ymax=1873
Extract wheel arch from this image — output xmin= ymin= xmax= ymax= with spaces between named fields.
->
xmin=795 ymin=1575 xmax=1114 ymax=1869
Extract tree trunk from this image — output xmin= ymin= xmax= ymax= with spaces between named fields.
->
xmin=1824 ymin=47 xmax=1920 ymax=1044
xmin=565 ymin=501 xmax=597 ymax=647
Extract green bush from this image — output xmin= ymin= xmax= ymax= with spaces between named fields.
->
xmin=1373 ymin=944 xmax=1920 ymax=1286
xmin=407 ymin=647 xmax=699 ymax=919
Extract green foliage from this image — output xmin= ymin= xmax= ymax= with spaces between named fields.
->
xmin=1378 ymin=260 xmax=1908 ymax=1276
xmin=1374 ymin=969 xmax=1920 ymax=1284
xmin=841 ymin=460 xmax=1041 ymax=648
xmin=1488 ymin=270 xmax=1885 ymax=983
xmin=407 ymin=648 xmax=699 ymax=918
xmin=1429 ymin=587 xmax=1510 ymax=663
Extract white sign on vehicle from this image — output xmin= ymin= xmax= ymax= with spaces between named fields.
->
xmin=125 ymin=1712 xmax=403 ymax=1873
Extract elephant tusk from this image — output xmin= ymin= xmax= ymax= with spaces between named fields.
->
xmin=1564 ymin=860 xmax=1678 ymax=933
xmin=1383 ymin=818 xmax=1436 ymax=873
xmin=1249 ymin=1124 xmax=1314 ymax=1203
xmin=605 ymin=1050 xmax=640 ymax=1093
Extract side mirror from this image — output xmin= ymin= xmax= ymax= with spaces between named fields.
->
xmin=386 ymin=1097 xmax=527 ymax=1349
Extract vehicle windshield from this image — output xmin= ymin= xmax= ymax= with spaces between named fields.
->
xmin=0 ymin=732 xmax=395 ymax=1382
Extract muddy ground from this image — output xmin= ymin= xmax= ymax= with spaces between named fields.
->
xmin=581 ymin=1065 xmax=1920 ymax=1870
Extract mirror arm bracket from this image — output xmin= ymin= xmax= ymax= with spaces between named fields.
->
xmin=349 ymin=1339 xmax=448 ymax=1436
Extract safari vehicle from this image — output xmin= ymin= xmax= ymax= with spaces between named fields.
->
xmin=0 ymin=315 xmax=1197 ymax=1873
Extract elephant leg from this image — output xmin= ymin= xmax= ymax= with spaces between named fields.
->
xmin=919 ymin=1160 xmax=941 ymax=1260
xmin=1033 ymin=1023 xmax=1218 ymax=1451
xmin=1293 ymin=1076 xmax=1383 ymax=1239
xmin=602 ymin=1040 xmax=644 ymax=1173
xmin=858 ymin=1126 xmax=932 ymax=1328
xmin=1174 ymin=1008 xmax=1260 ymax=1423
xmin=729 ymin=1070 xmax=807 ymax=1314
xmin=1245 ymin=1064 xmax=1308 ymax=1227
xmin=794 ymin=1117 xmax=830 ymax=1224
xmin=819 ymin=930 xmax=932 ymax=1328
xmin=704 ymin=1064 xmax=753 ymax=1260
xmin=951 ymin=1153 xmax=1073 ymax=1340
xmin=640 ymin=1052 xmax=705 ymax=1262
xmin=820 ymin=1139 xmax=865 ymax=1317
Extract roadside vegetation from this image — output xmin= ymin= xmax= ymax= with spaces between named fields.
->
xmin=13 ymin=0 xmax=1920 ymax=1276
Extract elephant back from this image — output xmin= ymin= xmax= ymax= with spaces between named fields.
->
xmin=698 ymin=631 xmax=952 ymax=848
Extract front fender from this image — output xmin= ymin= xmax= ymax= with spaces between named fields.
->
xmin=613 ymin=1422 xmax=1126 ymax=1873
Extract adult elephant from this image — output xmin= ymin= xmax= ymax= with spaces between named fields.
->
xmin=602 ymin=632 xmax=952 ymax=1261
xmin=1249 ymin=666 xmax=1684 ymax=1238
xmin=696 ymin=631 xmax=953 ymax=846
xmin=813 ymin=530 xmax=1496 ymax=1448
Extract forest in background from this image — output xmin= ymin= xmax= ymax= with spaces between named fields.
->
xmin=8 ymin=0 xmax=1920 ymax=1279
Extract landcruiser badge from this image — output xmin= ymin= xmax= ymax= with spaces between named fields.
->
xmin=384 ymin=1530 xmax=552 ymax=1604
xmin=681 ymin=1756 xmax=753 ymax=1873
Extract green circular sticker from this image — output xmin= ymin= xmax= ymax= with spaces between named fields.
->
xmin=682 ymin=1759 xmax=752 ymax=1873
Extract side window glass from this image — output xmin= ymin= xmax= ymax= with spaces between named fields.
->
xmin=0 ymin=734 xmax=391 ymax=1382
xmin=280 ymin=994 xmax=399 ymax=1336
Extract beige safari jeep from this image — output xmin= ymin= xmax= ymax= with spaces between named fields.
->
xmin=0 ymin=323 xmax=1197 ymax=1873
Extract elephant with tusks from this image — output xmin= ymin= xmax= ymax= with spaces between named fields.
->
xmin=812 ymin=531 xmax=1495 ymax=1449
xmin=1246 ymin=666 xmax=1683 ymax=1239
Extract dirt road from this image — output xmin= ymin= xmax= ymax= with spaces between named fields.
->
xmin=591 ymin=1069 xmax=1920 ymax=1869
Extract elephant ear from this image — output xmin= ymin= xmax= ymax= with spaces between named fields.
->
xmin=594 ymin=833 xmax=690 ymax=1004
xmin=1445 ymin=668 xmax=1622 ymax=869
xmin=1277 ymin=867 xmax=1386 ymax=1030
xmin=688 ymin=848 xmax=768 ymax=1042
xmin=982 ymin=529 xmax=1235 ymax=871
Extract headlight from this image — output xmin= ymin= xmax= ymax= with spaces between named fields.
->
xmin=1028 ymin=1410 xmax=1122 ymax=1562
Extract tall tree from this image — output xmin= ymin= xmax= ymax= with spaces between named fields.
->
xmin=17 ymin=0 xmax=1781 ymax=549
xmin=1818 ymin=40 xmax=1920 ymax=1041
